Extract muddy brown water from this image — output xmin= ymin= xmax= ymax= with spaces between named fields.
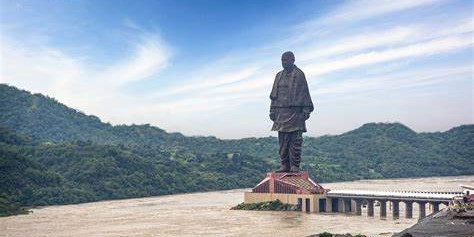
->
xmin=1 ymin=176 xmax=473 ymax=237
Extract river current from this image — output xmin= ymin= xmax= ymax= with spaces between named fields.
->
xmin=1 ymin=175 xmax=473 ymax=237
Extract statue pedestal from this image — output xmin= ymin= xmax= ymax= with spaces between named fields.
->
xmin=252 ymin=171 xmax=325 ymax=194
xmin=244 ymin=171 xmax=328 ymax=212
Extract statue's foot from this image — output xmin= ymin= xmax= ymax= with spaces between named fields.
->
xmin=289 ymin=166 xmax=300 ymax=172
xmin=276 ymin=165 xmax=289 ymax=173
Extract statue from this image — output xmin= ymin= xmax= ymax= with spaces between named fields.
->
xmin=269 ymin=51 xmax=314 ymax=173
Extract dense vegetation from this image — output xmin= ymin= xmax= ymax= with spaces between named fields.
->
xmin=0 ymin=127 xmax=269 ymax=216
xmin=231 ymin=199 xmax=294 ymax=211
xmin=1 ymin=84 xmax=473 ymax=216
xmin=309 ymin=232 xmax=367 ymax=237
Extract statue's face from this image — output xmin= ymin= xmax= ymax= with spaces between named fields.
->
xmin=281 ymin=53 xmax=295 ymax=70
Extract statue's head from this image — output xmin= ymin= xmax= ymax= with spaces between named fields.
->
xmin=281 ymin=51 xmax=295 ymax=70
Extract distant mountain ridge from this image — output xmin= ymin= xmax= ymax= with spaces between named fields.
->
xmin=1 ymin=83 xmax=470 ymax=149
xmin=1 ymin=83 xmax=473 ymax=216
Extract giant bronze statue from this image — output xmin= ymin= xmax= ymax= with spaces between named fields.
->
xmin=270 ymin=51 xmax=314 ymax=173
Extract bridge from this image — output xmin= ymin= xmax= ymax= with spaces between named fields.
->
xmin=326 ymin=189 xmax=463 ymax=218
xmin=245 ymin=172 xmax=464 ymax=219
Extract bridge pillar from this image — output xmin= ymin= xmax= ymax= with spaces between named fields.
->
xmin=343 ymin=198 xmax=351 ymax=213
xmin=354 ymin=199 xmax=362 ymax=215
xmin=392 ymin=200 xmax=400 ymax=219
xmin=419 ymin=202 xmax=426 ymax=219
xmin=432 ymin=202 xmax=440 ymax=213
xmin=379 ymin=200 xmax=387 ymax=218
xmin=326 ymin=198 xmax=333 ymax=213
xmin=367 ymin=200 xmax=374 ymax=217
xmin=337 ymin=198 xmax=344 ymax=212
xmin=405 ymin=201 xmax=413 ymax=219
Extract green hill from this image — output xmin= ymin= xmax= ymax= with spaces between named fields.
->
xmin=0 ymin=84 xmax=179 ymax=146
xmin=1 ymin=83 xmax=473 ymax=216
xmin=0 ymin=126 xmax=269 ymax=216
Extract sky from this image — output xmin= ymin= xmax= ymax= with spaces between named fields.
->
xmin=1 ymin=0 xmax=473 ymax=138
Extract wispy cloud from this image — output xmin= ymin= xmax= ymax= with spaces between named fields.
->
xmin=291 ymin=0 xmax=443 ymax=45
xmin=0 ymin=38 xmax=84 ymax=94
xmin=1 ymin=31 xmax=172 ymax=118
xmin=303 ymin=35 xmax=472 ymax=77
xmin=153 ymin=65 xmax=260 ymax=97
xmin=298 ymin=27 xmax=417 ymax=62
xmin=99 ymin=33 xmax=172 ymax=86
xmin=314 ymin=66 xmax=472 ymax=96
xmin=324 ymin=0 xmax=442 ymax=23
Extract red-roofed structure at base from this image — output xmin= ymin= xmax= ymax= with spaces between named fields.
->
xmin=252 ymin=172 xmax=326 ymax=195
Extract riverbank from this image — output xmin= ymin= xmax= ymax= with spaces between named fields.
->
xmin=393 ymin=208 xmax=474 ymax=237
xmin=0 ymin=198 xmax=30 ymax=217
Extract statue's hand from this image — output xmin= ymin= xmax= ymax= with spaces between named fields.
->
xmin=303 ymin=112 xmax=310 ymax=120
xmin=270 ymin=112 xmax=276 ymax=121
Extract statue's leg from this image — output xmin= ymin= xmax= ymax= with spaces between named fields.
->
xmin=289 ymin=131 xmax=303 ymax=172
xmin=277 ymin=132 xmax=290 ymax=172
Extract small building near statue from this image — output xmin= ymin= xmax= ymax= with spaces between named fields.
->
xmin=244 ymin=172 xmax=331 ymax=213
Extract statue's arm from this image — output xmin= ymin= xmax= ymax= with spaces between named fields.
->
xmin=300 ymin=71 xmax=314 ymax=120
xmin=269 ymin=108 xmax=276 ymax=121
xmin=269 ymin=73 xmax=280 ymax=121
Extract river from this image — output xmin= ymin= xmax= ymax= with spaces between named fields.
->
xmin=1 ymin=175 xmax=473 ymax=237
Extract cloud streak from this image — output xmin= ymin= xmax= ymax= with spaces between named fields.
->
xmin=303 ymin=35 xmax=472 ymax=77
xmin=325 ymin=0 xmax=442 ymax=23
xmin=314 ymin=66 xmax=472 ymax=96
xmin=1 ymin=32 xmax=172 ymax=119
xmin=99 ymin=33 xmax=172 ymax=86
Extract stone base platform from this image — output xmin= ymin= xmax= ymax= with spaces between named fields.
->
xmin=244 ymin=171 xmax=330 ymax=213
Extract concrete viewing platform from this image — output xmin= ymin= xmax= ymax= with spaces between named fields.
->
xmin=244 ymin=171 xmax=463 ymax=219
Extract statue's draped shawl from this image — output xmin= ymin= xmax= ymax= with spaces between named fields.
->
xmin=270 ymin=66 xmax=314 ymax=111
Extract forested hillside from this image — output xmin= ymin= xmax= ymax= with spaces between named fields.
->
xmin=0 ymin=127 xmax=269 ymax=216
xmin=1 ymin=84 xmax=473 ymax=216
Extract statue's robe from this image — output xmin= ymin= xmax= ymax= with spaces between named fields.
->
xmin=270 ymin=65 xmax=314 ymax=132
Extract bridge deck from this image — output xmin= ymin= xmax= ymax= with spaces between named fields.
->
xmin=327 ymin=189 xmax=462 ymax=202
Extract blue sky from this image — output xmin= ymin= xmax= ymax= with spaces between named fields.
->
xmin=1 ymin=0 xmax=472 ymax=138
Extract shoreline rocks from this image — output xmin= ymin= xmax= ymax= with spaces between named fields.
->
xmin=393 ymin=208 xmax=474 ymax=237
xmin=307 ymin=233 xmax=367 ymax=237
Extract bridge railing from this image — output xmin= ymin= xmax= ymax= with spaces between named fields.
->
xmin=326 ymin=189 xmax=463 ymax=201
